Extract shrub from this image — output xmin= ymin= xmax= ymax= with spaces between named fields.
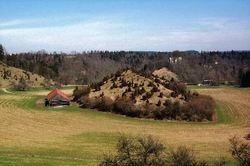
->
xmin=97 ymin=97 xmax=114 ymax=112
xmin=151 ymin=85 xmax=159 ymax=92
xmin=152 ymin=109 xmax=164 ymax=120
xmin=120 ymin=78 xmax=128 ymax=87
xmin=181 ymin=95 xmax=215 ymax=121
xmin=80 ymin=96 xmax=114 ymax=112
xmin=100 ymin=135 xmax=248 ymax=166
xmin=175 ymin=82 xmax=187 ymax=96
xmin=112 ymin=98 xmax=142 ymax=117
xmin=169 ymin=146 xmax=207 ymax=166
xmin=91 ymin=82 xmax=101 ymax=91
xmin=13 ymin=77 xmax=29 ymax=91
xmin=99 ymin=135 xmax=167 ymax=166
xmin=72 ymin=86 xmax=90 ymax=102
xmin=158 ymin=92 xmax=163 ymax=98
xmin=99 ymin=135 xmax=215 ymax=166
xmin=110 ymin=83 xmax=118 ymax=89
xmin=80 ymin=96 xmax=100 ymax=109
xmin=156 ymin=100 xmax=161 ymax=107
xmin=112 ymin=98 xmax=136 ymax=116
xmin=229 ymin=136 xmax=250 ymax=166
xmin=145 ymin=91 xmax=153 ymax=99
xmin=162 ymin=100 xmax=181 ymax=120
xmin=148 ymin=81 xmax=154 ymax=87
xmin=244 ymin=133 xmax=250 ymax=141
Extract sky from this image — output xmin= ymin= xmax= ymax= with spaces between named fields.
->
xmin=0 ymin=0 xmax=250 ymax=53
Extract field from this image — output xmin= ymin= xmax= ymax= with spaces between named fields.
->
xmin=0 ymin=86 xmax=249 ymax=165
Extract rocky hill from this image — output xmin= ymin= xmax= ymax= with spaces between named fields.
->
xmin=73 ymin=68 xmax=216 ymax=122
xmin=89 ymin=69 xmax=184 ymax=109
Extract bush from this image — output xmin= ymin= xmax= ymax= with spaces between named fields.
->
xmin=13 ymin=77 xmax=29 ymax=91
xmin=169 ymin=146 xmax=207 ymax=166
xmin=156 ymin=100 xmax=161 ymax=107
xmin=100 ymin=135 xmax=215 ymax=166
xmin=110 ymin=83 xmax=118 ymax=89
xmin=112 ymin=98 xmax=139 ymax=117
xmin=162 ymin=100 xmax=181 ymax=120
xmin=91 ymin=82 xmax=101 ymax=91
xmin=158 ymin=92 xmax=163 ymax=98
xmin=73 ymin=86 xmax=90 ymax=102
xmin=100 ymin=135 xmax=249 ymax=166
xmin=99 ymin=135 xmax=167 ymax=166
xmin=181 ymin=95 xmax=215 ymax=121
xmin=152 ymin=109 xmax=164 ymax=120
xmin=80 ymin=96 xmax=100 ymax=109
xmin=229 ymin=136 xmax=250 ymax=166
xmin=244 ymin=133 xmax=250 ymax=140
xmin=80 ymin=96 xmax=113 ymax=112
xmin=96 ymin=97 xmax=114 ymax=112
xmin=151 ymin=85 xmax=159 ymax=92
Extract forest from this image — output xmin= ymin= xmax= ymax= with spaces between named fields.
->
xmin=1 ymin=44 xmax=250 ymax=86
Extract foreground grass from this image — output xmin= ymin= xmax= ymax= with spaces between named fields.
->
xmin=0 ymin=87 xmax=248 ymax=165
xmin=0 ymin=132 xmax=118 ymax=166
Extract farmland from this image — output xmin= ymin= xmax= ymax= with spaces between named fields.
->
xmin=0 ymin=86 xmax=249 ymax=165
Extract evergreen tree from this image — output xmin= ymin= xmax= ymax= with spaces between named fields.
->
xmin=0 ymin=44 xmax=5 ymax=61
xmin=240 ymin=69 xmax=250 ymax=87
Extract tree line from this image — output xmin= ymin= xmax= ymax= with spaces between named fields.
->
xmin=1 ymin=44 xmax=250 ymax=86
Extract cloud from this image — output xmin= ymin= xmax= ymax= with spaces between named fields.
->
xmin=0 ymin=19 xmax=129 ymax=52
xmin=0 ymin=17 xmax=250 ymax=52
xmin=0 ymin=19 xmax=28 ymax=28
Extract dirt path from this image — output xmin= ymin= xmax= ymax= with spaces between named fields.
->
xmin=1 ymin=88 xmax=12 ymax=94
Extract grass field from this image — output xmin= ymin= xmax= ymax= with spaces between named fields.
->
xmin=0 ymin=86 xmax=249 ymax=165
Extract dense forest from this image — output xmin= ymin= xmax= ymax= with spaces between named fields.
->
xmin=1 ymin=44 xmax=250 ymax=85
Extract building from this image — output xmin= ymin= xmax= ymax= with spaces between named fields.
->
xmin=202 ymin=79 xmax=218 ymax=86
xmin=45 ymin=89 xmax=70 ymax=106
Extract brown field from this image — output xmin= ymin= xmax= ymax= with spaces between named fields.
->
xmin=0 ymin=87 xmax=249 ymax=165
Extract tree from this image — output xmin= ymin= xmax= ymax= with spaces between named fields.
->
xmin=239 ymin=69 xmax=250 ymax=87
xmin=229 ymin=136 xmax=250 ymax=166
xmin=0 ymin=44 xmax=5 ymax=61
xmin=99 ymin=135 xmax=167 ymax=166
xmin=100 ymin=135 xmax=224 ymax=166
xmin=72 ymin=86 xmax=90 ymax=102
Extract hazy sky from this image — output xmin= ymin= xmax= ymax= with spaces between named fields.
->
xmin=0 ymin=0 xmax=250 ymax=53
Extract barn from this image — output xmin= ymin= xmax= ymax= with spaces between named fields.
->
xmin=45 ymin=89 xmax=70 ymax=106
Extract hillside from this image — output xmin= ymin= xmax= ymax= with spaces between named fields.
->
xmin=152 ymin=67 xmax=179 ymax=81
xmin=89 ymin=69 xmax=183 ymax=108
xmin=0 ymin=62 xmax=50 ymax=88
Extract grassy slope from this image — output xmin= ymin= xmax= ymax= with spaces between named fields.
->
xmin=0 ymin=86 xmax=249 ymax=165
xmin=0 ymin=63 xmax=49 ymax=88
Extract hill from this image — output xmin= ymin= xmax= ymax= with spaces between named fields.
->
xmin=74 ymin=68 xmax=215 ymax=121
xmin=152 ymin=67 xmax=179 ymax=81
xmin=89 ymin=69 xmax=183 ymax=107
xmin=0 ymin=62 xmax=51 ymax=88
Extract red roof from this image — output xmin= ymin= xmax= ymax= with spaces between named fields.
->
xmin=47 ymin=89 xmax=70 ymax=101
